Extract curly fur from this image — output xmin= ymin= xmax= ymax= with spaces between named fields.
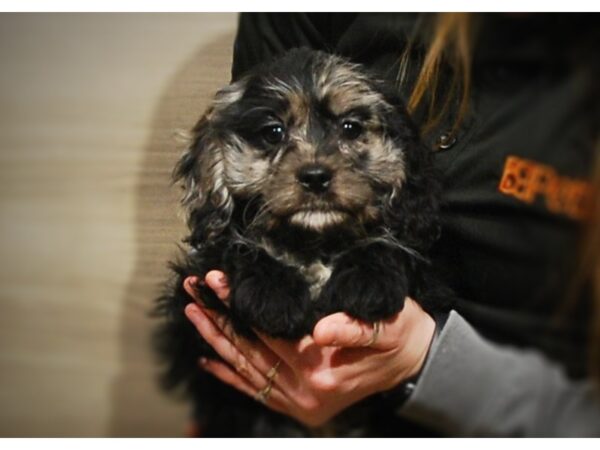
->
xmin=154 ymin=48 xmax=449 ymax=437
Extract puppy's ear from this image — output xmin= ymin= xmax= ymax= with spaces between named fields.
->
xmin=173 ymin=83 xmax=245 ymax=246
xmin=379 ymin=89 xmax=441 ymax=253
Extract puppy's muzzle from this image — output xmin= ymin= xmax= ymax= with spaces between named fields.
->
xmin=296 ymin=164 xmax=333 ymax=194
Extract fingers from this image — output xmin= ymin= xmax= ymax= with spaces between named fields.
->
xmin=184 ymin=271 xmax=230 ymax=303
xmin=184 ymin=273 xmax=301 ymax=380
xmin=183 ymin=276 xmax=201 ymax=300
xmin=204 ymin=270 xmax=230 ymax=302
xmin=253 ymin=331 xmax=322 ymax=373
xmin=199 ymin=357 xmax=256 ymax=396
xmin=185 ymin=303 xmax=291 ymax=413
xmin=199 ymin=358 xmax=287 ymax=415
xmin=184 ymin=303 xmax=274 ymax=390
xmin=185 ymin=273 xmax=315 ymax=371
xmin=184 ymin=271 xmax=320 ymax=376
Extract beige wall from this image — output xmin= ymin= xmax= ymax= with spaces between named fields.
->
xmin=0 ymin=13 xmax=238 ymax=436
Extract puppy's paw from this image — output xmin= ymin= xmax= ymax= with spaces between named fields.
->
xmin=226 ymin=250 xmax=315 ymax=339
xmin=320 ymin=245 xmax=410 ymax=322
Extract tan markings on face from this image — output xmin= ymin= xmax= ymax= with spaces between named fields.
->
xmin=322 ymin=155 xmax=373 ymax=209
xmin=327 ymin=87 xmax=383 ymax=117
xmin=318 ymin=68 xmax=407 ymax=191
xmin=264 ymin=77 xmax=301 ymax=98
xmin=317 ymin=63 xmax=384 ymax=116
xmin=261 ymin=143 xmax=381 ymax=231
xmin=287 ymin=91 xmax=310 ymax=128
xmin=258 ymin=71 xmax=405 ymax=231
xmin=214 ymin=56 xmax=407 ymax=232
xmin=222 ymin=135 xmax=271 ymax=196
xmin=264 ymin=78 xmax=311 ymax=128
xmin=261 ymin=149 xmax=308 ymax=216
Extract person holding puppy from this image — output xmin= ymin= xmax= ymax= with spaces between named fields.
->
xmin=182 ymin=13 xmax=600 ymax=436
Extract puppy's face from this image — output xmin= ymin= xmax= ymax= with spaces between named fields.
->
xmin=178 ymin=50 xmax=418 ymax=240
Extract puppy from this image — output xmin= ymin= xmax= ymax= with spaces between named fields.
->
xmin=154 ymin=48 xmax=445 ymax=437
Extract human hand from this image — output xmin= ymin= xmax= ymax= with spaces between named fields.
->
xmin=183 ymin=270 xmax=435 ymax=428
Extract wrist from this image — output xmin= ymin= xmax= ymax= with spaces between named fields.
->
xmin=383 ymin=310 xmax=448 ymax=405
xmin=404 ymin=300 xmax=436 ymax=379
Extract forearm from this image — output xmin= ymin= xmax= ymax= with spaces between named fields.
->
xmin=399 ymin=311 xmax=600 ymax=437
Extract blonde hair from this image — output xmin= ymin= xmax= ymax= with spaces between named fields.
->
xmin=399 ymin=13 xmax=476 ymax=138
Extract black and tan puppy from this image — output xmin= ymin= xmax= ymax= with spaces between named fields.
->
xmin=155 ymin=48 xmax=444 ymax=436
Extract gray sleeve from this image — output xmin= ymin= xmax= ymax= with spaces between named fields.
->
xmin=398 ymin=311 xmax=600 ymax=437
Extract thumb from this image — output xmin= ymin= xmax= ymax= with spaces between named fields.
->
xmin=204 ymin=270 xmax=231 ymax=303
xmin=313 ymin=312 xmax=387 ymax=349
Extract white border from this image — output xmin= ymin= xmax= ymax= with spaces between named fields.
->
xmin=0 ymin=1 xmax=599 ymax=12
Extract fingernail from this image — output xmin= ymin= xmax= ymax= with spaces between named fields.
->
xmin=185 ymin=303 xmax=200 ymax=318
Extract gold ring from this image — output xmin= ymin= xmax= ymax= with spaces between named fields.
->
xmin=364 ymin=321 xmax=381 ymax=347
xmin=266 ymin=359 xmax=281 ymax=381
xmin=254 ymin=380 xmax=273 ymax=404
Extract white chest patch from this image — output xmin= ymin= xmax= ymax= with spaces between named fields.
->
xmin=299 ymin=261 xmax=333 ymax=300
xmin=257 ymin=239 xmax=333 ymax=300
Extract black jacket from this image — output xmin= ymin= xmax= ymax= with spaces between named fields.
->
xmin=230 ymin=13 xmax=599 ymax=376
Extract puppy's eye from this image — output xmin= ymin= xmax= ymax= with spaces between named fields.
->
xmin=261 ymin=124 xmax=286 ymax=145
xmin=341 ymin=120 xmax=363 ymax=140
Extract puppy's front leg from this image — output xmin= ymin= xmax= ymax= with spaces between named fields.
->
xmin=224 ymin=248 xmax=315 ymax=339
xmin=319 ymin=243 xmax=414 ymax=322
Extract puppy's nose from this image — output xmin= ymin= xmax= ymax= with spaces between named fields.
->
xmin=296 ymin=164 xmax=332 ymax=194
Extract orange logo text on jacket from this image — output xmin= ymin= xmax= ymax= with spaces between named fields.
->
xmin=499 ymin=155 xmax=593 ymax=221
